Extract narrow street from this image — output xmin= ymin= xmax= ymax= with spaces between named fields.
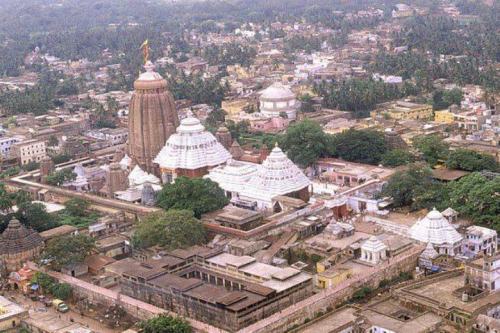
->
xmin=5 ymin=291 xmax=125 ymax=333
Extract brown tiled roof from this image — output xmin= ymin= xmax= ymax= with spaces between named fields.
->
xmin=0 ymin=219 xmax=43 ymax=255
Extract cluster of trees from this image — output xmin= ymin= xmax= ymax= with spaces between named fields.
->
xmin=159 ymin=66 xmax=229 ymax=107
xmin=133 ymin=210 xmax=206 ymax=250
xmin=201 ymin=43 xmax=256 ymax=67
xmin=139 ymin=314 xmax=192 ymax=333
xmin=431 ymin=88 xmax=463 ymax=110
xmin=313 ymin=79 xmax=419 ymax=117
xmin=31 ymin=272 xmax=72 ymax=300
xmin=57 ymin=198 xmax=101 ymax=228
xmin=46 ymin=169 xmax=77 ymax=186
xmin=380 ymin=166 xmax=499 ymax=230
xmin=41 ymin=234 xmax=95 ymax=271
xmin=284 ymin=36 xmax=323 ymax=54
xmin=279 ymin=120 xmax=391 ymax=167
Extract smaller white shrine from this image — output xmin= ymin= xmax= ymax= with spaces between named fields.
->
xmin=259 ymin=82 xmax=299 ymax=120
xmin=360 ymin=235 xmax=387 ymax=265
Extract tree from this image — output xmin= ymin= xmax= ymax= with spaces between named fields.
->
xmin=41 ymin=234 xmax=95 ymax=270
xmin=445 ymin=149 xmax=498 ymax=172
xmin=50 ymin=283 xmax=72 ymax=300
xmin=16 ymin=202 xmax=59 ymax=232
xmin=381 ymin=149 xmax=415 ymax=167
xmin=379 ymin=164 xmax=443 ymax=210
xmin=64 ymin=198 xmax=90 ymax=217
xmin=139 ymin=314 xmax=192 ymax=333
xmin=156 ymin=177 xmax=228 ymax=218
xmin=279 ymin=119 xmax=330 ymax=167
xmin=413 ymin=134 xmax=449 ymax=166
xmin=46 ymin=169 xmax=76 ymax=186
xmin=47 ymin=135 xmax=59 ymax=147
xmin=133 ymin=210 xmax=206 ymax=250
xmin=330 ymin=129 xmax=387 ymax=165
xmin=448 ymin=173 xmax=500 ymax=228
xmin=299 ymin=94 xmax=315 ymax=113
xmin=51 ymin=153 xmax=72 ymax=165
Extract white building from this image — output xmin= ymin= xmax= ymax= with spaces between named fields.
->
xmin=154 ymin=115 xmax=231 ymax=183
xmin=206 ymin=145 xmax=311 ymax=211
xmin=360 ymin=236 xmax=387 ymax=265
xmin=11 ymin=139 xmax=47 ymax=165
xmin=259 ymin=82 xmax=299 ymax=120
xmin=409 ymin=208 xmax=463 ymax=256
xmin=465 ymin=254 xmax=500 ymax=292
xmin=0 ymin=137 xmax=21 ymax=158
xmin=464 ymin=226 xmax=497 ymax=257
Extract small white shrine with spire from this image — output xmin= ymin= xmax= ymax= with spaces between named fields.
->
xmin=360 ymin=235 xmax=387 ymax=265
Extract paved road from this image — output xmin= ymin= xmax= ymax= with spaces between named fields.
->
xmin=6 ymin=291 xmax=124 ymax=333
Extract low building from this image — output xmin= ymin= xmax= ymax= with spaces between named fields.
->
xmin=372 ymin=101 xmax=433 ymax=121
xmin=212 ymin=206 xmax=263 ymax=231
xmin=0 ymin=136 xmax=21 ymax=158
xmin=39 ymin=225 xmax=78 ymax=242
xmin=434 ymin=110 xmax=455 ymax=123
xmin=0 ymin=296 xmax=26 ymax=331
xmin=11 ymin=139 xmax=47 ymax=165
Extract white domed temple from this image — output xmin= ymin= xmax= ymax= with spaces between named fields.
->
xmin=154 ymin=114 xmax=231 ymax=183
xmin=206 ymin=145 xmax=311 ymax=211
xmin=259 ymin=82 xmax=299 ymax=120
xmin=409 ymin=208 xmax=463 ymax=256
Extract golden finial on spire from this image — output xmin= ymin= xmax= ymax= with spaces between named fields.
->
xmin=140 ymin=40 xmax=150 ymax=64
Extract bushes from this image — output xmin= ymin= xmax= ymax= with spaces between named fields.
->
xmin=31 ymin=272 xmax=72 ymax=300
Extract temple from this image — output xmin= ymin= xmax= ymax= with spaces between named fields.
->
xmin=206 ymin=145 xmax=311 ymax=211
xmin=154 ymin=114 xmax=231 ymax=183
xmin=128 ymin=61 xmax=179 ymax=174
xmin=409 ymin=208 xmax=463 ymax=256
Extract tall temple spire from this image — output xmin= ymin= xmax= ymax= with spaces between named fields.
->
xmin=128 ymin=60 xmax=179 ymax=174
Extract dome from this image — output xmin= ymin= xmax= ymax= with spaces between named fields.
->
xmin=136 ymin=61 xmax=164 ymax=82
xmin=154 ymin=115 xmax=231 ymax=170
xmin=0 ymin=219 xmax=43 ymax=256
xmin=409 ymin=208 xmax=463 ymax=245
xmin=260 ymin=82 xmax=295 ymax=100
xmin=241 ymin=145 xmax=310 ymax=202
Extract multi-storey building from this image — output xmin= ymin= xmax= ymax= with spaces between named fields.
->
xmin=465 ymin=254 xmax=500 ymax=292
xmin=463 ymin=226 xmax=497 ymax=257
xmin=11 ymin=139 xmax=47 ymax=165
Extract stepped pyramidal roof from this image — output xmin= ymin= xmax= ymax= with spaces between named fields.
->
xmin=154 ymin=114 xmax=231 ymax=170
xmin=241 ymin=145 xmax=310 ymax=202
xmin=409 ymin=208 xmax=463 ymax=245
xmin=0 ymin=219 xmax=43 ymax=255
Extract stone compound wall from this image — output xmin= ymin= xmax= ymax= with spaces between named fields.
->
xmin=236 ymin=245 xmax=423 ymax=333
xmin=28 ymin=264 xmax=227 ymax=333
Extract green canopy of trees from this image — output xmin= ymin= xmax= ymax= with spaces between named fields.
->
xmin=139 ymin=314 xmax=192 ymax=333
xmin=41 ymin=234 xmax=95 ymax=271
xmin=133 ymin=210 xmax=206 ymax=250
xmin=330 ymin=129 xmax=387 ymax=165
xmin=279 ymin=119 xmax=330 ymax=168
xmin=432 ymin=88 xmax=463 ymax=110
xmin=156 ymin=177 xmax=228 ymax=218
xmin=46 ymin=169 xmax=77 ymax=186
xmin=381 ymin=149 xmax=415 ymax=167
xmin=412 ymin=134 xmax=449 ymax=166
xmin=445 ymin=149 xmax=498 ymax=172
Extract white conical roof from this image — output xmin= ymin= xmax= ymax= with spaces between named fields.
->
xmin=420 ymin=242 xmax=439 ymax=259
xmin=128 ymin=165 xmax=160 ymax=187
xmin=409 ymin=208 xmax=463 ymax=245
xmin=205 ymin=160 xmax=259 ymax=193
xmin=260 ymin=82 xmax=295 ymax=100
xmin=241 ymin=145 xmax=310 ymax=202
xmin=153 ymin=115 xmax=231 ymax=170
xmin=119 ymin=154 xmax=132 ymax=170
xmin=361 ymin=235 xmax=387 ymax=252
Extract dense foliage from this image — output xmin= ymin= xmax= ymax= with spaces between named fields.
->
xmin=156 ymin=177 xmax=228 ymax=218
xmin=31 ymin=272 xmax=73 ymax=300
xmin=139 ymin=314 xmax=192 ymax=333
xmin=41 ymin=234 xmax=95 ymax=271
xmin=330 ymin=129 xmax=387 ymax=165
xmin=133 ymin=210 xmax=206 ymax=250
xmin=412 ymin=135 xmax=450 ymax=166
xmin=445 ymin=149 xmax=499 ymax=172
